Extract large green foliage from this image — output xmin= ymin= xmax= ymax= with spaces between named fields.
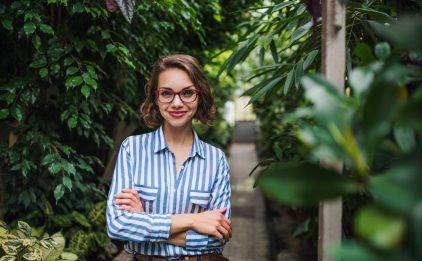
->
xmin=0 ymin=0 xmax=257 ymax=259
xmin=219 ymin=0 xmax=422 ymax=259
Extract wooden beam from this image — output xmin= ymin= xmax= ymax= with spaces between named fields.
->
xmin=318 ymin=0 xmax=346 ymax=260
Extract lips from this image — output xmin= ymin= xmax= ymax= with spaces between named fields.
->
xmin=168 ymin=111 xmax=187 ymax=118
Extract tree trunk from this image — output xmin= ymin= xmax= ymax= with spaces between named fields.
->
xmin=318 ymin=0 xmax=346 ymax=261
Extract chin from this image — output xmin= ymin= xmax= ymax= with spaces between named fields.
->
xmin=164 ymin=117 xmax=193 ymax=129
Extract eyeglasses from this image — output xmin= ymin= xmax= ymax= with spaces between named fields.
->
xmin=155 ymin=86 xmax=199 ymax=104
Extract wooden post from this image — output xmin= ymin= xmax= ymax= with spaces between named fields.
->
xmin=318 ymin=0 xmax=346 ymax=261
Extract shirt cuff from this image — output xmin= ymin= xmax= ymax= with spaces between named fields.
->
xmin=185 ymin=230 xmax=209 ymax=250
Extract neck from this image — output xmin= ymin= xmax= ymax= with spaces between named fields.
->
xmin=162 ymin=122 xmax=194 ymax=149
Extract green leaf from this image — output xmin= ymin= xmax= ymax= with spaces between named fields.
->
xmin=371 ymin=161 xmax=422 ymax=214
xmin=2 ymin=19 xmax=13 ymax=31
xmin=18 ymin=221 xmax=32 ymax=237
xmin=49 ymin=214 xmax=73 ymax=228
xmin=62 ymin=161 xmax=76 ymax=175
xmin=72 ymin=211 xmax=92 ymax=228
xmin=291 ymin=21 xmax=312 ymax=43
xmin=39 ymin=24 xmax=54 ymax=34
xmin=248 ymin=75 xmax=283 ymax=105
xmin=22 ymin=249 xmax=42 ymax=261
xmin=65 ymin=76 xmax=83 ymax=89
xmin=66 ymin=66 xmax=78 ymax=75
xmin=67 ymin=116 xmax=77 ymax=129
xmin=0 ymin=255 xmax=17 ymax=261
xmin=303 ymin=50 xmax=319 ymax=70
xmin=72 ymin=2 xmax=84 ymax=13
xmin=39 ymin=68 xmax=48 ymax=78
xmin=0 ymin=108 xmax=9 ymax=119
xmin=255 ymin=162 xmax=359 ymax=206
xmin=375 ymin=42 xmax=390 ymax=60
xmin=18 ymin=221 xmax=32 ymax=236
xmin=292 ymin=218 xmax=310 ymax=237
xmin=355 ymin=206 xmax=405 ymax=250
xmin=54 ymin=184 xmax=65 ymax=202
xmin=60 ymin=252 xmax=78 ymax=261
xmin=11 ymin=106 xmax=23 ymax=121
xmin=62 ymin=176 xmax=72 ymax=191
xmin=83 ymin=74 xmax=97 ymax=89
xmin=48 ymin=162 xmax=62 ymax=174
xmin=354 ymin=43 xmax=375 ymax=64
xmin=283 ymin=69 xmax=294 ymax=95
xmin=294 ymin=60 xmax=303 ymax=88
xmin=393 ymin=125 xmax=415 ymax=153
xmin=258 ymin=47 xmax=265 ymax=66
xmin=42 ymin=154 xmax=56 ymax=165
xmin=64 ymin=57 xmax=74 ymax=66
xmin=300 ymin=74 xmax=344 ymax=120
xmin=30 ymin=56 xmax=47 ymax=68
xmin=269 ymin=40 xmax=278 ymax=63
xmin=81 ymin=85 xmax=90 ymax=98
xmin=348 ymin=67 xmax=374 ymax=97
xmin=24 ymin=22 xmax=36 ymax=35
xmin=32 ymin=34 xmax=41 ymax=49
xmin=106 ymin=44 xmax=117 ymax=53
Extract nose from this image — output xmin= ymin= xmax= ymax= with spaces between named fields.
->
xmin=171 ymin=93 xmax=184 ymax=107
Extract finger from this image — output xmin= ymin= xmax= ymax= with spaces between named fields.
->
xmin=118 ymin=205 xmax=133 ymax=211
xmin=114 ymin=193 xmax=139 ymax=201
xmin=216 ymin=208 xmax=227 ymax=214
xmin=217 ymin=225 xmax=230 ymax=240
xmin=122 ymin=188 xmax=139 ymax=196
xmin=114 ymin=193 xmax=134 ymax=199
xmin=213 ymin=231 xmax=224 ymax=242
xmin=115 ymin=199 xmax=135 ymax=206
xmin=221 ymin=221 xmax=232 ymax=238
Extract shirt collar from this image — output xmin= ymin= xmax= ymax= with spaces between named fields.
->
xmin=153 ymin=125 xmax=206 ymax=159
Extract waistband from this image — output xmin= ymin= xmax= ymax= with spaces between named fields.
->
xmin=134 ymin=252 xmax=229 ymax=261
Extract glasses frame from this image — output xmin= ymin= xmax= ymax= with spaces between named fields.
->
xmin=155 ymin=86 xmax=200 ymax=104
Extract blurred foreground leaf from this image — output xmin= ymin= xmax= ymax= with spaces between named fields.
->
xmin=255 ymin=162 xmax=359 ymax=206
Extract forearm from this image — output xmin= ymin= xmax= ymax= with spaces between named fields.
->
xmin=167 ymin=231 xmax=186 ymax=246
xmin=169 ymin=213 xmax=194 ymax=234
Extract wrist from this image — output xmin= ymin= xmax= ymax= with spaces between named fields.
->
xmin=186 ymin=213 xmax=195 ymax=230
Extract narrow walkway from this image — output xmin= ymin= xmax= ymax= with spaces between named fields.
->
xmin=224 ymin=122 xmax=269 ymax=261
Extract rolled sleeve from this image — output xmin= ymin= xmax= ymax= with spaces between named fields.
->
xmin=185 ymin=151 xmax=231 ymax=250
xmin=106 ymin=138 xmax=172 ymax=243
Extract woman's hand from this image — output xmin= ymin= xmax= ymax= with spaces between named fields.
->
xmin=113 ymin=188 xmax=144 ymax=212
xmin=190 ymin=208 xmax=232 ymax=241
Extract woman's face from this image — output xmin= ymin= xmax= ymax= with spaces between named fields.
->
xmin=156 ymin=68 xmax=199 ymax=129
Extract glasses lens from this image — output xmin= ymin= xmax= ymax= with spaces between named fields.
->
xmin=180 ymin=89 xmax=197 ymax=103
xmin=158 ymin=90 xmax=174 ymax=103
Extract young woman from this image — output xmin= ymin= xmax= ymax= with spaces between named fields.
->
xmin=106 ymin=54 xmax=232 ymax=261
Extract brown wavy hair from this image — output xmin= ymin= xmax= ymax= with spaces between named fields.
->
xmin=140 ymin=54 xmax=216 ymax=128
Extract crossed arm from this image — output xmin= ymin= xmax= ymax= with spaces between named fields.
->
xmin=107 ymin=140 xmax=232 ymax=249
xmin=114 ymin=188 xmax=232 ymax=246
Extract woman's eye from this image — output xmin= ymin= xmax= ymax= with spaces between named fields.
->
xmin=181 ymin=90 xmax=194 ymax=97
xmin=160 ymin=91 xmax=173 ymax=97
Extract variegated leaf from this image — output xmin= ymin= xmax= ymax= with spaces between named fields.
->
xmin=115 ymin=0 xmax=135 ymax=23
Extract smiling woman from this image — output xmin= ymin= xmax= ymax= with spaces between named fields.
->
xmin=106 ymin=54 xmax=231 ymax=261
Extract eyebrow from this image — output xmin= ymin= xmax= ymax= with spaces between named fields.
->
xmin=157 ymin=85 xmax=195 ymax=90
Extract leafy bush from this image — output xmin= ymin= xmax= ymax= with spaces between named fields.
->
xmin=0 ymin=220 xmax=77 ymax=261
xmin=0 ymin=0 xmax=256 ymax=259
xmin=256 ymin=19 xmax=422 ymax=259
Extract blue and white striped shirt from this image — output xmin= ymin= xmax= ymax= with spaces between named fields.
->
xmin=106 ymin=125 xmax=231 ymax=258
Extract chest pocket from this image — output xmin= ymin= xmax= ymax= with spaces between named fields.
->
xmin=134 ymin=184 xmax=159 ymax=213
xmin=189 ymin=190 xmax=211 ymax=211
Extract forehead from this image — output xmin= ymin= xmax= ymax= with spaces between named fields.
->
xmin=157 ymin=68 xmax=193 ymax=90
